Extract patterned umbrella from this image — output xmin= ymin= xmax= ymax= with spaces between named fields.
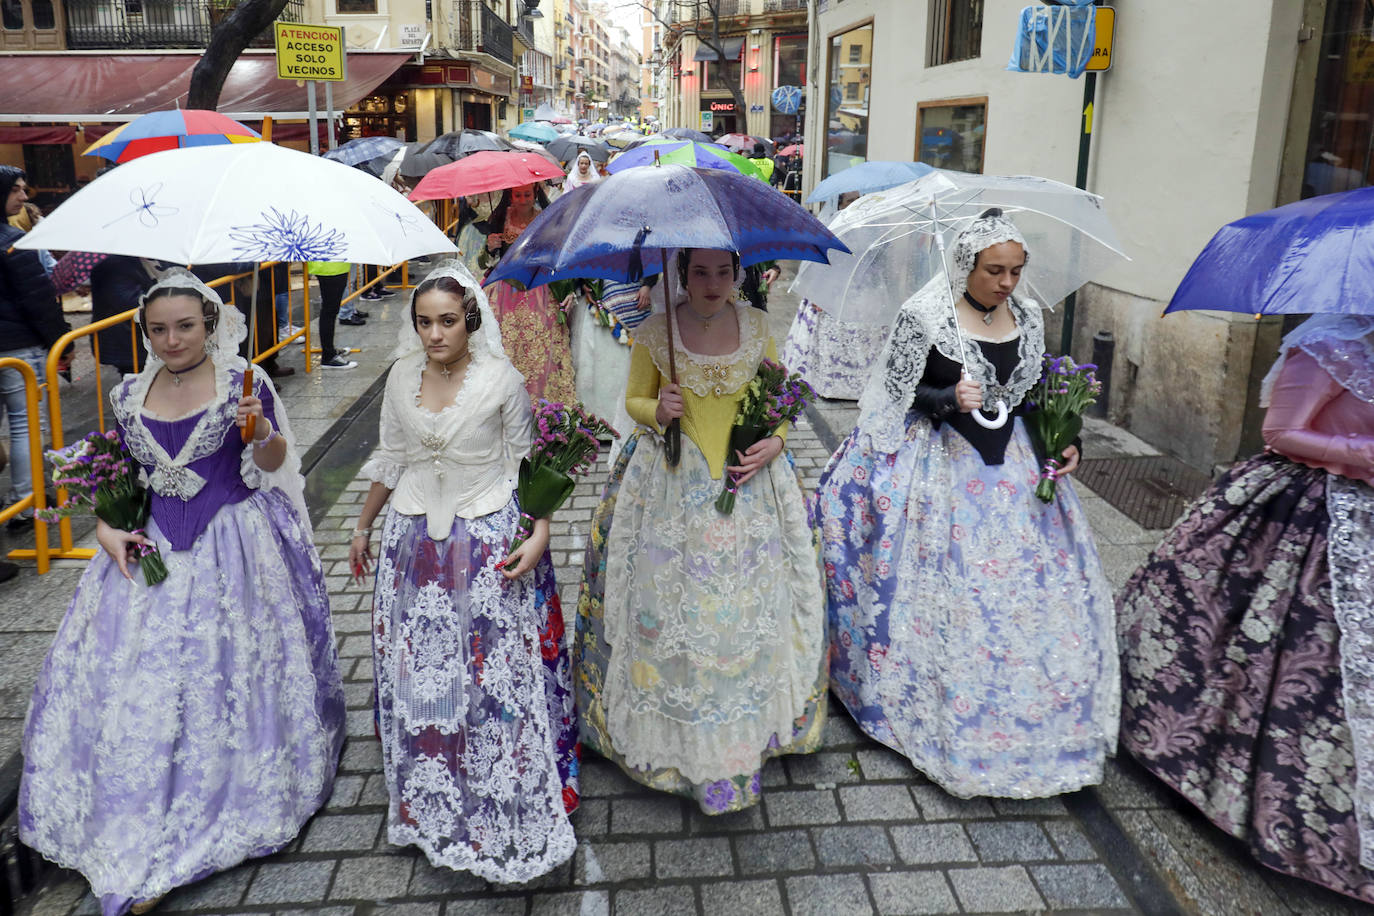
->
xmin=51 ymin=250 xmax=110 ymax=295
xmin=606 ymin=140 xmax=760 ymax=179
xmin=83 ymin=109 xmax=261 ymax=163
xmin=323 ymin=136 xmax=406 ymax=167
xmin=718 ymin=133 xmax=775 ymax=157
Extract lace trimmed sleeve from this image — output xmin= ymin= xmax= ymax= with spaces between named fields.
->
xmin=856 ymin=288 xmax=937 ymax=454
xmin=359 ymin=364 xmax=410 ymax=489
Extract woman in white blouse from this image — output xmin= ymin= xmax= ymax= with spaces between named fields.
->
xmin=347 ymin=260 xmax=579 ymax=882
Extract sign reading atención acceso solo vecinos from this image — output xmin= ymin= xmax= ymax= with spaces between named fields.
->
xmin=274 ymin=23 xmax=347 ymax=81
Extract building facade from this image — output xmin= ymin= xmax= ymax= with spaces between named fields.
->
xmin=656 ymin=0 xmax=808 ymax=138
xmin=802 ymin=0 xmax=1372 ymax=471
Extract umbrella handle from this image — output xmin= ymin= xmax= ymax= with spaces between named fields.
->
xmin=659 ymin=246 xmax=680 ymax=468
xmin=241 ymin=367 xmax=256 ymax=443
xmin=972 ymin=400 xmax=1009 ymax=430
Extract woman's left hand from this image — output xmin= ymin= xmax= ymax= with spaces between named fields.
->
xmin=236 ymin=395 xmax=271 ymax=440
xmin=726 ymin=435 xmax=783 ymax=487
xmin=498 ymin=517 xmax=550 ymax=580
xmin=1057 ymin=444 xmax=1080 ymax=477
xmin=762 ymin=267 xmax=781 ymax=286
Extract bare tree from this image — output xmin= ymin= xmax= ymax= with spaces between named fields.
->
xmin=188 ymin=0 xmax=293 ymax=110
xmin=636 ymin=0 xmax=748 ymax=126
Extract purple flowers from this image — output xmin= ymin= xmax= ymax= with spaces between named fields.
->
xmin=1026 ymin=354 xmax=1100 ymax=504
xmin=512 ymin=401 xmax=620 ymax=551
xmin=716 ymin=359 xmax=815 ymax=514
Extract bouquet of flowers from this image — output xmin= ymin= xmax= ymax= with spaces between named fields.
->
xmin=1026 ymin=354 xmax=1101 ymax=504
xmin=715 ymin=359 xmax=815 ymax=515
xmin=549 ymin=278 xmax=605 ymax=327
xmin=39 ymin=429 xmax=168 ymax=585
xmin=510 ymin=400 xmax=620 ymax=552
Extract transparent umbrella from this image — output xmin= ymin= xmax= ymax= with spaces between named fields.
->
xmin=793 ymin=171 xmax=1128 ymax=326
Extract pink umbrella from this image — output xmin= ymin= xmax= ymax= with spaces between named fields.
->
xmin=52 ymin=250 xmax=110 ymax=294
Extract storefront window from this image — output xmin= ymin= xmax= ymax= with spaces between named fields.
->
xmin=916 ymin=98 xmax=986 ymax=172
xmin=774 ymin=33 xmax=806 ymax=88
xmin=823 ymin=23 xmax=872 ymax=179
xmin=1302 ymin=0 xmax=1374 ymax=197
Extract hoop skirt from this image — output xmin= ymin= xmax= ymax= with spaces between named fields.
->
xmin=813 ymin=415 xmax=1119 ymax=798
xmin=372 ymin=497 xmax=579 ymax=882
xmin=1118 ymin=453 xmax=1374 ymax=902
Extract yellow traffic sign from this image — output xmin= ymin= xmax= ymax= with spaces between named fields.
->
xmin=274 ymin=23 xmax=347 ymax=82
xmin=1086 ymin=7 xmax=1114 ymax=72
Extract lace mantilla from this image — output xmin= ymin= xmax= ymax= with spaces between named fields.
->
xmin=634 ymin=304 xmax=768 ymax=397
xmin=1326 ymin=475 xmax=1374 ymax=870
xmin=112 ymin=360 xmax=240 ymax=501
xmin=949 ymin=211 xmax=1029 ymax=301
xmin=857 ymin=275 xmax=1045 ymax=453
xmin=1261 ymin=316 xmax=1374 ymax=408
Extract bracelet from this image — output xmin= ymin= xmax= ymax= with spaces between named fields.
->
xmin=351 ymin=527 xmax=372 ymax=540
xmin=252 ymin=421 xmax=277 ymax=448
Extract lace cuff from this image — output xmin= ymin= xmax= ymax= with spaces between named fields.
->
xmin=360 ymin=453 xmax=405 ymax=489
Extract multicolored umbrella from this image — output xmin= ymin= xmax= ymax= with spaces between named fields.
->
xmin=508 ymin=121 xmax=559 ymax=144
xmin=83 ymin=109 xmax=261 ymax=163
xmin=407 ymin=150 xmax=563 ymax=202
xmin=607 ymin=140 xmax=760 ymax=179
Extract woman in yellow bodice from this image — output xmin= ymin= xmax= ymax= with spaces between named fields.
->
xmin=573 ymin=248 xmax=827 ymax=814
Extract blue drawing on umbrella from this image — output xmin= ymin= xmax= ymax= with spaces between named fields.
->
xmin=371 ymin=199 xmax=427 ymax=237
xmin=228 ymin=207 xmax=346 ymax=261
xmin=102 ymin=184 xmax=179 ymax=229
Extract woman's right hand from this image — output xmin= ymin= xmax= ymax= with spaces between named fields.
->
xmin=486 ymin=232 xmax=502 ymax=252
xmin=655 ymin=382 xmax=684 ymax=427
xmin=348 ymin=534 xmax=373 ymax=585
xmin=96 ymin=518 xmax=152 ymax=581
xmin=636 ymin=285 xmax=653 ymax=311
xmin=955 ymin=377 xmax=983 ymax=413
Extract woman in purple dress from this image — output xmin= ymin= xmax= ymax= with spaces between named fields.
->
xmin=19 ymin=270 xmax=345 ymax=916
xmin=1118 ymin=315 xmax=1374 ymax=902
xmin=347 ymin=260 xmax=578 ymax=882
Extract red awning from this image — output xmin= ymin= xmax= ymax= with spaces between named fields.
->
xmin=0 ymin=126 xmax=78 ymax=144
xmin=0 ymin=50 xmax=414 ymax=121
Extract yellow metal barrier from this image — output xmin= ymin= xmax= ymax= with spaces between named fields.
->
xmin=0 ymin=357 xmax=52 ymax=573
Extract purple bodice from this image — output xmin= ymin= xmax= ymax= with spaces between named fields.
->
xmin=122 ymin=375 xmax=278 ymax=551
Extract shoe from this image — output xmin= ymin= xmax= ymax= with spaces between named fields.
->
xmin=376 ymin=288 xmax=397 ymax=299
xmin=321 ymin=353 xmax=357 ymax=370
xmin=360 ymin=291 xmax=384 ymax=301
xmin=339 ymin=315 xmax=367 ymax=326
xmin=266 ymin=364 xmax=296 ymax=379
xmin=352 ymin=309 xmax=370 ymax=319
xmin=0 ymin=560 xmax=17 ymax=584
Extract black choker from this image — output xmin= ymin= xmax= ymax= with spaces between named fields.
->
xmin=165 ymin=353 xmax=209 ymax=386
xmin=963 ymin=291 xmax=998 ymax=325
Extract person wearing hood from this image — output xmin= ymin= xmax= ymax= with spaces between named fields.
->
xmin=564 ymin=151 xmax=601 ymax=191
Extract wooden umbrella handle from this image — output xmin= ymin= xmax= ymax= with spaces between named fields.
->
xmin=241 ymin=366 xmax=256 ymax=443
xmin=659 ymin=247 xmax=680 ymax=467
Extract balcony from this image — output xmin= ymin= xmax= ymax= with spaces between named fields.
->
xmin=763 ymin=0 xmax=806 ymax=10
xmin=452 ymin=0 xmax=513 ymax=66
xmin=65 ymin=0 xmax=303 ymax=50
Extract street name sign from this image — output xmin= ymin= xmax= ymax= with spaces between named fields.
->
xmin=275 ymin=23 xmax=347 ymax=81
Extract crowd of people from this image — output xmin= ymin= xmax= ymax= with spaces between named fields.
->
xmin=1 ymin=141 xmax=1372 ymax=915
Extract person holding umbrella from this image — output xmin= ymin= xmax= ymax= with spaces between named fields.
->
xmin=19 ymin=270 xmax=345 ymax=915
xmin=575 ymin=247 xmax=828 ymax=815
xmin=480 ymin=184 xmax=576 ymax=404
xmin=345 ymin=261 xmax=578 ymax=880
xmin=811 ymin=209 xmax=1119 ymax=800
xmin=1117 ymin=318 xmax=1374 ymax=902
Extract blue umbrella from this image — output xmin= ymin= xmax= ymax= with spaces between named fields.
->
xmin=508 ymin=121 xmax=559 ymax=143
xmin=606 ymin=140 xmax=759 ymax=177
xmin=486 ymin=164 xmax=849 ymax=467
xmin=486 ymin=164 xmax=847 ymax=289
xmin=1165 ymin=187 xmax=1374 ymax=317
xmin=322 ymin=135 xmax=406 ymax=167
xmin=805 ymin=161 xmax=935 ymax=203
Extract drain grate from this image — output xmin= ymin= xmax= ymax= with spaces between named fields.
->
xmin=1076 ymin=454 xmax=1212 ymax=530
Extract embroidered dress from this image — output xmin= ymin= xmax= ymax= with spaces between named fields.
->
xmin=362 ymin=347 xmax=578 ymax=882
xmin=782 ymin=298 xmax=890 ymax=400
xmin=575 ymin=304 xmax=828 ymax=814
xmin=1118 ymin=320 xmax=1374 ymax=903
xmin=19 ymin=364 xmax=344 ymax=916
xmin=813 ymin=276 xmax=1119 ymax=798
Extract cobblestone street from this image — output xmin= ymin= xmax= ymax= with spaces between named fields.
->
xmin=6 ymin=277 xmax=1370 ymax=916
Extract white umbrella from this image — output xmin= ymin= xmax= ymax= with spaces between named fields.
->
xmin=17 ymin=142 xmax=456 ymax=264
xmin=792 ymin=171 xmax=1127 ymax=326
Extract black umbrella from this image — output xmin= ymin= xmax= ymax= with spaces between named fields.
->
xmin=398 ymin=142 xmax=455 ymax=179
xmin=424 ymin=129 xmax=511 ymax=158
xmin=663 ymin=127 xmax=710 ymax=143
xmin=547 ymin=135 xmax=610 ymax=163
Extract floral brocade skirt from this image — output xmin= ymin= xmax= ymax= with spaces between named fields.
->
xmin=20 ymin=490 xmax=344 ymax=916
xmin=1118 ymin=453 xmax=1374 ymax=903
xmin=781 ymin=299 xmax=890 ymax=401
xmin=485 ymin=280 xmax=577 ymax=406
xmin=813 ymin=416 xmax=1119 ymax=799
xmin=372 ymin=498 xmax=579 ymax=883
xmin=574 ymin=429 xmax=828 ymax=814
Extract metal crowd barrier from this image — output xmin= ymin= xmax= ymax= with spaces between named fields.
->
xmin=0 ymin=358 xmax=51 ymax=573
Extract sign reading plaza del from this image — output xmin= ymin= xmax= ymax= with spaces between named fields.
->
xmin=274 ymin=23 xmax=347 ymax=81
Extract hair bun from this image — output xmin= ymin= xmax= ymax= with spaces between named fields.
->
xmin=978 ymin=207 xmax=1003 ymax=220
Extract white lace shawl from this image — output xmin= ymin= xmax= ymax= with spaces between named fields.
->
xmin=856 ymin=274 xmax=1045 ymax=454
xmin=118 ymin=269 xmax=311 ymax=536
